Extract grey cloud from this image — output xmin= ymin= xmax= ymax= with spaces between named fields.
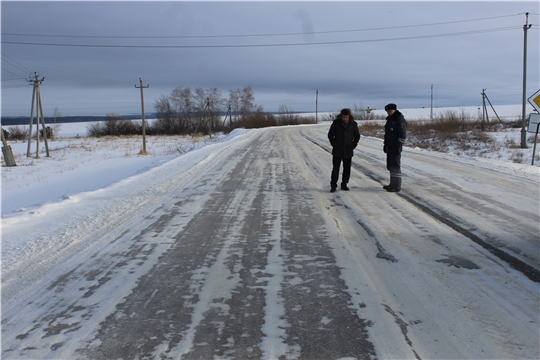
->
xmin=1 ymin=1 xmax=538 ymax=116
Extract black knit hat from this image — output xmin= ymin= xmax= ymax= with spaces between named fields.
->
xmin=340 ymin=108 xmax=352 ymax=116
xmin=384 ymin=103 xmax=397 ymax=111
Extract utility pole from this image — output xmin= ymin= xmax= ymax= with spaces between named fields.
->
xmin=27 ymin=72 xmax=49 ymax=158
xmin=316 ymin=89 xmax=318 ymax=124
xmin=206 ymin=97 xmax=212 ymax=138
xmin=430 ymin=84 xmax=433 ymax=120
xmin=521 ymin=12 xmax=531 ymax=148
xmin=481 ymin=89 xmax=503 ymax=125
xmin=1 ymin=124 xmax=16 ymax=166
xmin=135 ymin=78 xmax=149 ymax=154
xmin=481 ymin=89 xmax=488 ymax=131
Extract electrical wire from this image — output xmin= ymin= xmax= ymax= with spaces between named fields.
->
xmin=1 ymin=26 xmax=521 ymax=49
xmin=1 ymin=67 xmax=27 ymax=80
xmin=1 ymin=52 xmax=31 ymax=78
xmin=1 ymin=53 xmax=134 ymax=83
xmin=1 ymin=84 xmax=29 ymax=89
xmin=1 ymin=12 xmax=533 ymax=114
xmin=1 ymin=13 xmax=522 ymax=40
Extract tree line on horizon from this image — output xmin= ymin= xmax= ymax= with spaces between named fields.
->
xmin=4 ymin=86 xmax=320 ymax=138
xmin=152 ymin=86 xmax=260 ymax=135
xmin=87 ymin=85 xmax=317 ymax=137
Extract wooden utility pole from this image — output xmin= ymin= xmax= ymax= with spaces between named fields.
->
xmin=135 ymin=78 xmax=149 ymax=154
xmin=27 ymin=72 xmax=50 ymax=158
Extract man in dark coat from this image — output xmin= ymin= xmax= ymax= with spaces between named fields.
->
xmin=328 ymin=108 xmax=361 ymax=192
xmin=383 ymin=103 xmax=407 ymax=192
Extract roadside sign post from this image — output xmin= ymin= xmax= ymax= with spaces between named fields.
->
xmin=527 ymin=114 xmax=540 ymax=165
xmin=528 ymin=113 xmax=540 ymax=165
xmin=526 ymin=90 xmax=540 ymax=164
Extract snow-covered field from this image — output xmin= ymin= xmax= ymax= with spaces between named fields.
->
xmin=1 ymin=105 xmax=539 ymax=359
xmin=1 ymin=128 xmax=230 ymax=216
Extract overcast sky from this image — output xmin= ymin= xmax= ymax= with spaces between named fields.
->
xmin=1 ymin=0 xmax=539 ymax=117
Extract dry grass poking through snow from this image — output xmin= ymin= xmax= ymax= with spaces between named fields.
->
xmin=359 ymin=110 xmax=540 ymax=164
xmin=3 ymin=134 xmax=214 ymax=169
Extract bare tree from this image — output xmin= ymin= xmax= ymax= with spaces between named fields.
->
xmin=155 ymin=95 xmax=174 ymax=121
xmin=278 ymin=104 xmax=297 ymax=125
xmin=153 ymin=85 xmax=263 ymax=134
xmin=240 ymin=86 xmax=254 ymax=119
xmin=228 ymin=88 xmax=242 ymax=125
xmin=154 ymin=95 xmax=183 ymax=134
xmin=50 ymin=106 xmax=62 ymax=139
xmin=240 ymin=86 xmax=262 ymax=119
xmin=171 ymin=87 xmax=192 ymax=114
xmin=171 ymin=87 xmax=196 ymax=130
xmin=206 ymin=88 xmax=225 ymax=132
xmin=192 ymin=88 xmax=209 ymax=134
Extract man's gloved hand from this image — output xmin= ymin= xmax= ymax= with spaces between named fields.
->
xmin=383 ymin=145 xmax=387 ymax=153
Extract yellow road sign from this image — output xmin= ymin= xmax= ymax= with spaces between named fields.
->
xmin=528 ymin=89 xmax=540 ymax=113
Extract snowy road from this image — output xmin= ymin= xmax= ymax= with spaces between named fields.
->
xmin=2 ymin=125 xmax=539 ymax=359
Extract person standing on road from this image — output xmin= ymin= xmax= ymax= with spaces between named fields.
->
xmin=328 ymin=108 xmax=361 ymax=193
xmin=383 ymin=103 xmax=407 ymax=192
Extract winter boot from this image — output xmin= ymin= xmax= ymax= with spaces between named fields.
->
xmin=383 ymin=175 xmax=392 ymax=190
xmin=386 ymin=173 xmax=402 ymax=192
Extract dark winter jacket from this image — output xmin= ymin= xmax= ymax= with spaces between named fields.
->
xmin=384 ymin=110 xmax=407 ymax=150
xmin=328 ymin=115 xmax=360 ymax=158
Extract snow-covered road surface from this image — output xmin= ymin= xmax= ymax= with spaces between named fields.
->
xmin=2 ymin=125 xmax=539 ymax=359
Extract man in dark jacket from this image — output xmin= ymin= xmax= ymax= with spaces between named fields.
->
xmin=328 ymin=108 xmax=361 ymax=192
xmin=383 ymin=103 xmax=407 ymax=192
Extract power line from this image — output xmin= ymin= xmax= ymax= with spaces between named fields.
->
xmin=1 ymin=13 xmax=521 ymax=40
xmin=1 ymin=52 xmax=133 ymax=83
xmin=1 ymin=67 xmax=27 ymax=80
xmin=1 ymin=26 xmax=520 ymax=49
xmin=1 ymin=84 xmax=29 ymax=89
xmin=1 ymin=52 xmax=32 ymax=77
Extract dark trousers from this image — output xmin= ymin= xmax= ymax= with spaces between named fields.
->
xmin=386 ymin=148 xmax=401 ymax=175
xmin=386 ymin=148 xmax=402 ymax=189
xmin=331 ymin=156 xmax=351 ymax=187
